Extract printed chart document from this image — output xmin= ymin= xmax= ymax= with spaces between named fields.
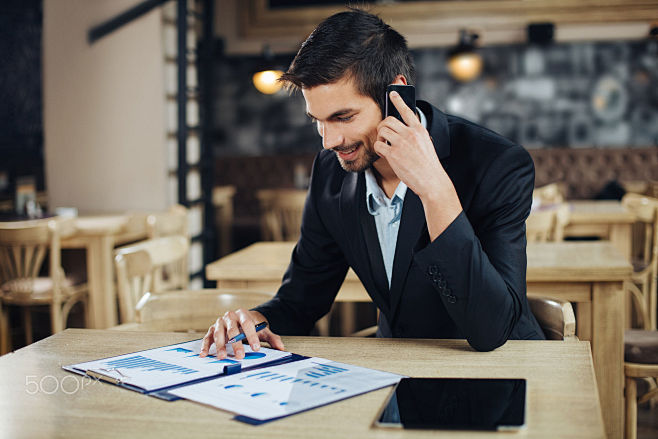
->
xmin=171 ymin=357 xmax=404 ymax=421
xmin=64 ymin=339 xmax=291 ymax=393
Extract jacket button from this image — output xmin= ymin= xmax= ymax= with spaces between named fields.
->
xmin=448 ymin=295 xmax=457 ymax=304
xmin=438 ymin=279 xmax=446 ymax=289
xmin=428 ymin=265 xmax=439 ymax=275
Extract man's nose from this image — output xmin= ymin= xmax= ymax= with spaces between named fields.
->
xmin=321 ymin=124 xmax=344 ymax=150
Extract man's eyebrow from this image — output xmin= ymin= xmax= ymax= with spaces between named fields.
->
xmin=306 ymin=109 xmax=354 ymax=121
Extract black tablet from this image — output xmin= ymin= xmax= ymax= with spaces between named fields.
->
xmin=373 ymin=378 xmax=527 ymax=431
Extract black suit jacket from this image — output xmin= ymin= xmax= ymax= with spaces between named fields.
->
xmin=254 ymin=101 xmax=545 ymax=351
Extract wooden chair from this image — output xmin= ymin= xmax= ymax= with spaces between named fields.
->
xmin=533 ymin=182 xmax=566 ymax=206
xmin=527 ymin=296 xmax=577 ymax=341
xmin=110 ymin=289 xmax=274 ymax=333
xmin=621 ymin=194 xmax=658 ymax=330
xmin=0 ymin=218 xmax=87 ymax=354
xmin=526 ymin=209 xmax=556 ymax=243
xmin=212 ymin=186 xmax=236 ymax=257
xmin=527 ymin=203 xmax=570 ymax=243
xmin=621 ymin=194 xmax=658 ymax=439
xmin=620 ymin=180 xmax=658 ymax=199
xmin=624 ymin=336 xmax=658 ymax=439
xmin=256 ymin=189 xmax=307 ymax=242
xmin=146 ymin=204 xmax=188 ymax=238
xmin=146 ymin=205 xmax=190 ymax=291
xmin=114 ymin=236 xmax=189 ymax=324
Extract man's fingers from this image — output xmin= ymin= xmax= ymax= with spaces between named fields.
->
xmin=199 ymin=325 xmax=215 ymax=357
xmin=213 ymin=318 xmax=228 ymax=359
xmin=390 ymin=90 xmax=420 ymax=127
xmin=237 ymin=310 xmax=261 ymax=351
xmin=223 ymin=312 xmax=245 ymax=360
xmin=261 ymin=328 xmax=285 ymax=351
xmin=378 ymin=126 xmax=404 ymax=148
xmin=373 ymin=140 xmax=391 ymax=157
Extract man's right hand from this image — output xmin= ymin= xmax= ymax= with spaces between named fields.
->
xmin=199 ymin=309 xmax=284 ymax=360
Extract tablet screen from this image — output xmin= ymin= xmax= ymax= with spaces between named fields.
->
xmin=374 ymin=378 xmax=526 ymax=431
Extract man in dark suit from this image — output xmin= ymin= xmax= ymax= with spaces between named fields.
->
xmin=201 ymin=9 xmax=544 ymax=361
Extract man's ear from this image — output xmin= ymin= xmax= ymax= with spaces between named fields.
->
xmin=391 ymin=74 xmax=408 ymax=85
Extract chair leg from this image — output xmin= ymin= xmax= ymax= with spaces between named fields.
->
xmin=625 ymin=376 xmax=637 ymax=439
xmin=316 ymin=314 xmax=330 ymax=336
xmin=339 ymin=303 xmax=356 ymax=336
xmin=22 ymin=307 xmax=33 ymax=346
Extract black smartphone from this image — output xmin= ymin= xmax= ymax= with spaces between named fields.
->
xmin=385 ymin=84 xmax=416 ymax=124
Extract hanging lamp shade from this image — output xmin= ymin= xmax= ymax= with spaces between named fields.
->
xmin=447 ymin=30 xmax=483 ymax=82
xmin=252 ymin=45 xmax=284 ymax=94
xmin=252 ymin=70 xmax=284 ymax=94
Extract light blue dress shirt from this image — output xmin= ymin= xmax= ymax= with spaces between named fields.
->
xmin=364 ymin=107 xmax=427 ymax=288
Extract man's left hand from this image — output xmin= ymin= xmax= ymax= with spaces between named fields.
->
xmin=374 ymin=91 xmax=446 ymax=200
xmin=374 ymin=91 xmax=462 ymax=239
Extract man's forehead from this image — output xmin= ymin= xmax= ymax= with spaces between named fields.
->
xmin=302 ymin=78 xmax=371 ymax=118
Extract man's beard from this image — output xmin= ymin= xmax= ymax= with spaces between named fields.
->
xmin=334 ymin=142 xmax=379 ymax=173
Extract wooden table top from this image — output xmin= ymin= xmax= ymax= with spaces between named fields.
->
xmin=57 ymin=213 xmax=148 ymax=248
xmin=526 ymin=241 xmax=631 ymax=281
xmin=567 ymin=200 xmax=635 ymax=224
xmin=206 ymin=241 xmax=631 ymax=284
xmin=0 ymin=329 xmax=604 ymax=439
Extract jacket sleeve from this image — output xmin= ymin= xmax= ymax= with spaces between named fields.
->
xmin=413 ymin=145 xmax=534 ymax=351
xmin=251 ymin=154 xmax=349 ymax=335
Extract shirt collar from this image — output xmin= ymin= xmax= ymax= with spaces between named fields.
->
xmin=417 ymin=106 xmax=427 ymax=129
xmin=365 ymin=169 xmax=408 ymax=215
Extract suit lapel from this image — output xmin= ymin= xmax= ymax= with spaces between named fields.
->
xmin=339 ymin=102 xmax=453 ymax=325
xmin=388 ymin=190 xmax=427 ymax=318
xmin=388 ymin=101 xmax=452 ymax=320
xmin=340 ymin=172 xmax=390 ymax=317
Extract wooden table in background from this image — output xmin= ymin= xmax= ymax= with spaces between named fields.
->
xmin=62 ymin=214 xmax=147 ymax=329
xmin=0 ymin=329 xmax=605 ymax=439
xmin=565 ymin=200 xmax=635 ymax=260
xmin=206 ymin=240 xmax=631 ymax=439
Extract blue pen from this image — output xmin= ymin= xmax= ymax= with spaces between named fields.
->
xmin=226 ymin=322 xmax=268 ymax=344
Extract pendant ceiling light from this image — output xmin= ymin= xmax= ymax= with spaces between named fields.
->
xmin=252 ymin=45 xmax=284 ymax=95
xmin=447 ymin=30 xmax=483 ymax=82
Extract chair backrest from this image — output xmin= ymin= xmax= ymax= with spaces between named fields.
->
xmin=526 ymin=208 xmax=555 ymax=243
xmin=621 ymin=193 xmax=658 ymax=329
xmin=533 ymin=182 xmax=565 ymax=206
xmin=0 ymin=219 xmax=68 ymax=298
xmin=527 ymin=295 xmax=577 ymax=341
xmin=527 ymin=203 xmax=570 ymax=243
xmin=0 ymin=218 xmax=76 ymax=335
xmin=112 ymin=289 xmax=274 ymax=332
xmin=114 ymin=236 xmax=189 ymax=323
xmin=146 ymin=204 xmax=188 ymax=238
xmin=622 ymin=193 xmax=658 ymax=264
xmin=257 ymin=189 xmax=307 ymax=241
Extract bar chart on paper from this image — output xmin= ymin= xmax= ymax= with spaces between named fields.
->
xmin=64 ymin=339 xmax=291 ymax=392
xmin=171 ymin=358 xmax=403 ymax=421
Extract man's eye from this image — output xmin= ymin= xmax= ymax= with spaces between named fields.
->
xmin=337 ymin=115 xmax=353 ymax=122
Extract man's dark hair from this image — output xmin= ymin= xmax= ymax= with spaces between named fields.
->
xmin=280 ymin=8 xmax=415 ymax=116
